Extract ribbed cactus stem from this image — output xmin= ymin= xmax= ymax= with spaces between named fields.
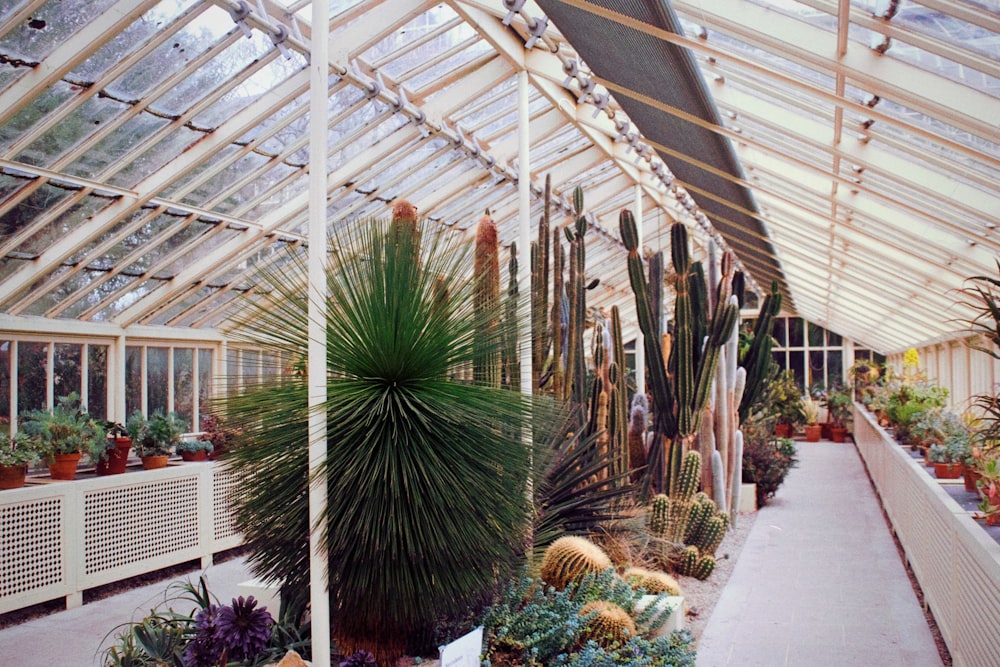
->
xmin=629 ymin=396 xmax=648 ymax=484
xmin=711 ymin=449 xmax=728 ymax=514
xmin=611 ymin=306 xmax=629 ymax=484
xmin=730 ymin=429 xmax=744 ymax=525
xmin=648 ymin=493 xmax=670 ymax=538
xmin=551 ymin=230 xmax=564 ymax=399
xmin=474 ymin=212 xmax=501 ymax=388
xmin=503 ymin=243 xmax=520 ymax=392
xmin=672 ymin=450 xmax=701 ymax=501
xmin=697 ymin=408 xmax=715 ymax=498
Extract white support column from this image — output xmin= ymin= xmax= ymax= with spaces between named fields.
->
xmin=46 ymin=342 xmax=54 ymax=410
xmin=80 ymin=344 xmax=89 ymax=414
xmin=518 ymin=70 xmax=532 ymax=397
xmin=115 ymin=335 xmax=126 ymax=423
xmin=634 ymin=184 xmax=645 ymax=396
xmin=307 ymin=2 xmax=331 ymax=666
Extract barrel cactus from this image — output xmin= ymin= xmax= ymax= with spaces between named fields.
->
xmin=579 ymin=600 xmax=637 ymax=647
xmin=539 ymin=535 xmax=612 ymax=591
xmin=623 ymin=566 xmax=682 ymax=596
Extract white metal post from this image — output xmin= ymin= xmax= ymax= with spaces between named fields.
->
xmin=518 ymin=70 xmax=532 ymax=397
xmin=115 ymin=334 xmax=126 ymax=422
xmin=307 ymin=2 xmax=331 ymax=666
xmin=634 ymin=184 xmax=645 ymax=396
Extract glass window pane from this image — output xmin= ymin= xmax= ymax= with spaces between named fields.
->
xmin=808 ymin=322 xmax=824 ymax=347
xmin=809 ymin=350 xmax=825 ymax=391
xmin=0 ymin=341 xmax=9 ymax=430
xmin=227 ymin=349 xmax=239 ymax=395
xmin=198 ymin=349 xmax=213 ymax=428
xmin=772 ymin=318 xmax=786 ymax=346
xmin=174 ymin=348 xmax=193 ymax=426
xmin=827 ymin=351 xmax=844 ymax=389
xmin=147 ymin=347 xmax=168 ymax=415
xmin=828 ymin=331 xmax=842 ymax=346
xmin=53 ymin=342 xmax=82 ymax=402
xmin=88 ymin=344 xmax=108 ymax=421
xmin=772 ymin=349 xmax=784 ymax=371
xmin=17 ymin=342 xmax=48 ymax=413
xmin=788 ymin=318 xmax=803 ymax=347
xmin=242 ymin=350 xmax=260 ymax=387
xmin=126 ymin=346 xmax=142 ymax=416
xmin=788 ymin=351 xmax=805 ymax=391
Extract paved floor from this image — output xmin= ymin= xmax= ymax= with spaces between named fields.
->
xmin=0 ymin=556 xmax=254 ymax=666
xmin=697 ymin=439 xmax=943 ymax=667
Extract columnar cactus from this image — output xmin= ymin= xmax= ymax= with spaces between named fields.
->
xmin=619 ymin=211 xmax=738 ymax=495
xmin=628 ymin=393 xmax=648 ymax=483
xmin=675 ymin=545 xmax=716 ymax=580
xmin=502 ymin=243 xmax=519 ymax=391
xmin=738 ymin=281 xmax=782 ymax=422
xmin=579 ymin=600 xmax=637 ymax=646
xmin=474 ymin=212 xmax=501 ymax=388
xmin=531 ymin=174 xmax=552 ymax=391
xmin=539 ymin=535 xmax=612 ymax=591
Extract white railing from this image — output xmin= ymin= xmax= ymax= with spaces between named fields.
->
xmin=0 ymin=462 xmax=243 ymax=615
xmin=854 ymin=406 xmax=1000 ymax=667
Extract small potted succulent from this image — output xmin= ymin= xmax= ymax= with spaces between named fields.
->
xmin=90 ymin=421 xmax=132 ymax=475
xmin=802 ymin=396 xmax=821 ymax=442
xmin=20 ymin=393 xmax=105 ymax=480
xmin=127 ymin=410 xmax=187 ymax=470
xmin=176 ymin=439 xmax=213 ymax=462
xmin=0 ymin=432 xmax=41 ymax=490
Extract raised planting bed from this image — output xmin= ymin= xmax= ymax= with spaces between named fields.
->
xmin=854 ymin=405 xmax=1000 ymax=667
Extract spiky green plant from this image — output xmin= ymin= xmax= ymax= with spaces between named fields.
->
xmin=221 ymin=210 xmax=535 ymax=664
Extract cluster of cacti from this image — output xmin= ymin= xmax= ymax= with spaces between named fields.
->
xmin=675 ymin=545 xmax=716 ymax=581
xmin=623 ymin=566 xmax=682 ymax=596
xmin=540 ymin=535 xmax=612 ymax=591
xmin=579 ymin=600 xmax=637 ymax=646
xmin=646 ymin=452 xmax=704 ymax=544
xmin=619 ymin=211 xmax=739 ymax=495
xmin=684 ymin=492 xmax=728 ymax=556
xmin=738 ymin=281 xmax=782 ymax=422
xmin=474 ymin=211 xmax=501 ymax=388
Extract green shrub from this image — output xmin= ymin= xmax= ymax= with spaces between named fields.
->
xmin=742 ymin=436 xmax=798 ymax=506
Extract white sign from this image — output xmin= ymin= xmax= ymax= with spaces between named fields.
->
xmin=438 ymin=625 xmax=483 ymax=667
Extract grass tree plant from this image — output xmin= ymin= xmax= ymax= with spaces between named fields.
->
xmin=221 ymin=206 xmax=536 ymax=664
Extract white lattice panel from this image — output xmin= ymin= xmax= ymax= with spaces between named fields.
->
xmin=0 ymin=497 xmax=63 ymax=601
xmin=213 ymin=466 xmax=242 ymax=542
xmin=855 ymin=406 xmax=1000 ymax=667
xmin=84 ymin=477 xmax=199 ymax=575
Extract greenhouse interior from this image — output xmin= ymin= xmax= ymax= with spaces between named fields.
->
xmin=1 ymin=0 xmax=999 ymax=665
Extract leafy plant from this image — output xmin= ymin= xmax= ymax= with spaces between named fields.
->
xmin=127 ymin=410 xmax=187 ymax=457
xmin=742 ymin=436 xmax=798 ymax=506
xmin=0 ymin=432 xmax=40 ymax=467
xmin=801 ymin=396 xmax=820 ymax=425
xmin=19 ymin=392 xmax=104 ymax=458
xmin=823 ymin=386 xmax=853 ymax=429
xmin=221 ymin=212 xmax=536 ymax=663
xmin=767 ymin=370 xmax=805 ymax=428
xmin=176 ymin=439 xmax=213 ymax=454
xmin=479 ymin=569 xmax=694 ymax=667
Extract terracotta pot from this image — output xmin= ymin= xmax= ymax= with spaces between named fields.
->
xmin=180 ymin=450 xmax=209 ymax=462
xmin=987 ymin=513 xmax=1000 ymax=527
xmin=831 ymin=427 xmax=848 ymax=443
xmin=775 ymin=423 xmax=793 ymax=438
xmin=96 ymin=437 xmax=132 ymax=476
xmin=804 ymin=424 xmax=822 ymax=442
xmin=141 ymin=454 xmax=169 ymax=470
xmin=933 ymin=462 xmax=963 ymax=479
xmin=0 ymin=463 xmax=27 ymax=490
xmin=49 ymin=452 xmax=82 ymax=480
xmin=964 ymin=467 xmax=982 ymax=493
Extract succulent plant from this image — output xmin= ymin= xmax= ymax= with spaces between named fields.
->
xmin=540 ymin=535 xmax=612 ymax=591
xmin=623 ymin=567 xmax=682 ymax=596
xmin=579 ymin=600 xmax=637 ymax=647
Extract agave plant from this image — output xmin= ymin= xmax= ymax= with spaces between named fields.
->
xmin=221 ymin=209 xmax=535 ymax=663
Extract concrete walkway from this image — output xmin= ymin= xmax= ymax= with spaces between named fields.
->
xmin=697 ymin=440 xmax=943 ymax=667
xmin=0 ymin=556 xmax=254 ymax=666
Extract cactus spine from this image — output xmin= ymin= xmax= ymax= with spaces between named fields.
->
xmin=539 ymin=535 xmax=612 ymax=591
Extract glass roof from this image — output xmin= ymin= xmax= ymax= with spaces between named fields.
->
xmin=0 ymin=0 xmax=997 ymax=353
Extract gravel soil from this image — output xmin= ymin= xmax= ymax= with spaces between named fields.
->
xmin=676 ymin=510 xmax=758 ymax=643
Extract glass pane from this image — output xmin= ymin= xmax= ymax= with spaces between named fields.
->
xmin=0 ymin=341 xmax=9 ymax=430
xmin=809 ymin=350 xmax=825 ymax=392
xmin=788 ymin=351 xmax=805 ymax=391
xmin=17 ymin=342 xmax=48 ymax=413
xmin=827 ymin=331 xmax=843 ymax=346
xmin=88 ymin=344 xmax=108 ymax=421
xmin=772 ymin=317 xmax=786 ymax=346
xmin=788 ymin=318 xmax=804 ymax=347
xmin=808 ymin=322 xmax=824 ymax=347
xmin=126 ymin=346 xmax=142 ymax=416
xmin=827 ymin=351 xmax=844 ymax=389
xmin=173 ymin=348 xmax=193 ymax=426
xmin=147 ymin=347 xmax=168 ymax=415
xmin=242 ymin=350 xmax=260 ymax=387
xmin=198 ymin=349 xmax=213 ymax=428
xmin=772 ymin=349 xmax=784 ymax=371
xmin=53 ymin=342 xmax=82 ymax=403
xmin=227 ymin=349 xmax=239 ymax=395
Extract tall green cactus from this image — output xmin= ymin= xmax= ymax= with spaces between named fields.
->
xmin=503 ymin=242 xmax=520 ymax=391
xmin=474 ymin=212 xmax=501 ymax=388
xmin=531 ymin=175 xmax=552 ymax=391
xmin=565 ymin=187 xmax=588 ymax=415
xmin=738 ymin=281 xmax=782 ymax=422
xmin=620 ymin=211 xmax=739 ymax=494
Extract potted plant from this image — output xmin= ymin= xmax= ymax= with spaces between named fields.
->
xmin=90 ymin=421 xmax=132 ymax=476
xmin=0 ymin=433 xmax=41 ymax=490
xmin=824 ymin=386 xmax=853 ymax=443
xmin=127 ymin=410 xmax=187 ymax=470
xmin=201 ymin=414 xmax=238 ymax=461
xmin=769 ymin=370 xmax=804 ymax=438
xmin=848 ymin=358 xmax=880 ymax=403
xmin=176 ymin=439 xmax=213 ymax=462
xmin=974 ymin=454 xmax=1000 ymax=526
xmin=802 ymin=396 xmax=821 ymax=442
xmin=20 ymin=393 xmax=105 ymax=481
xmin=928 ymin=427 xmax=970 ymax=479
